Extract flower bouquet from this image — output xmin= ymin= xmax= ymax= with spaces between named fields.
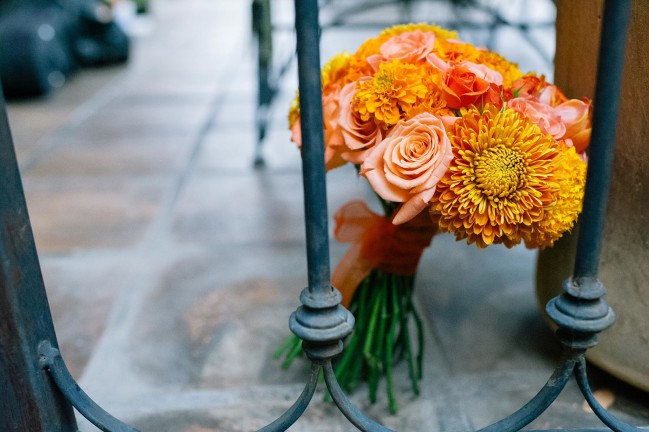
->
xmin=276 ymin=24 xmax=591 ymax=413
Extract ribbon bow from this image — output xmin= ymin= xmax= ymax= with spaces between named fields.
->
xmin=331 ymin=200 xmax=438 ymax=307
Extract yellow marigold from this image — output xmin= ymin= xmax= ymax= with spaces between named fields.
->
xmin=478 ymin=50 xmax=523 ymax=88
xmin=353 ymin=60 xmax=428 ymax=127
xmin=380 ymin=23 xmax=458 ymax=40
xmin=322 ymin=51 xmax=354 ymax=92
xmin=288 ymin=90 xmax=299 ymax=127
xmin=524 ymin=144 xmax=586 ymax=248
xmin=431 ymin=105 xmax=559 ymax=248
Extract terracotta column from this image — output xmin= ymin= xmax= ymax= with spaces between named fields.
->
xmin=537 ymin=0 xmax=649 ymax=391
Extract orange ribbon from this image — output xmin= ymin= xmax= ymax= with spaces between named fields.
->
xmin=331 ymin=200 xmax=438 ymax=307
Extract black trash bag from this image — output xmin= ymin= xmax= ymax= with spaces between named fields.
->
xmin=0 ymin=1 xmax=77 ymax=97
xmin=0 ymin=0 xmax=129 ymax=98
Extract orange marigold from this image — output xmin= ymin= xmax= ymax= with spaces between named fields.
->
xmin=433 ymin=39 xmax=481 ymax=64
xmin=353 ymin=60 xmax=428 ymax=127
xmin=404 ymin=65 xmax=450 ymax=118
xmin=524 ymin=144 xmax=586 ymax=248
xmin=431 ymin=105 xmax=560 ymax=248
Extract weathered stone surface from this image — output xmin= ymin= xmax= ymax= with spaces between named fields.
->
xmin=22 ymin=177 xmax=166 ymax=252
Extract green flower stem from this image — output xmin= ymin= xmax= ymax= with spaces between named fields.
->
xmin=363 ymin=274 xmax=386 ymax=403
xmin=400 ymin=278 xmax=420 ymax=396
xmin=274 ymin=333 xmax=297 ymax=360
xmin=408 ymin=281 xmax=425 ymax=379
xmin=282 ymin=337 xmax=304 ymax=369
xmin=386 ymin=279 xmax=400 ymax=414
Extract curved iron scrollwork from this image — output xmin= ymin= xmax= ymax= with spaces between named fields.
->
xmin=38 ymin=341 xmax=140 ymax=432
xmin=19 ymin=0 xmax=647 ymax=431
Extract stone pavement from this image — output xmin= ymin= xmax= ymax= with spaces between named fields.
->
xmin=6 ymin=0 xmax=649 ymax=431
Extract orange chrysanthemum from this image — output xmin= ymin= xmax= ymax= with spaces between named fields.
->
xmin=353 ymin=60 xmax=428 ymax=127
xmin=431 ymin=105 xmax=560 ymax=248
xmin=524 ymin=144 xmax=586 ymax=248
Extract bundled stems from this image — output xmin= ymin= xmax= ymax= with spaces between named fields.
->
xmin=275 ymin=269 xmax=424 ymax=414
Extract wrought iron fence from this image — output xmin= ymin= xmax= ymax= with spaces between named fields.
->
xmin=0 ymin=0 xmax=647 ymax=431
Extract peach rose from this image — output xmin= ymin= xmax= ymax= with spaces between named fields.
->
xmin=538 ymin=84 xmax=569 ymax=107
xmin=509 ymin=96 xmax=591 ymax=153
xmin=337 ymin=82 xmax=383 ymax=165
xmin=290 ymin=86 xmax=347 ymax=171
xmin=361 ymin=113 xmax=453 ymax=224
xmin=367 ymin=31 xmax=436 ymax=71
xmin=322 ymin=88 xmax=347 ymax=170
xmin=508 ymin=97 xmax=566 ymax=139
xmin=290 ymin=117 xmax=302 ymax=145
xmin=425 ymin=52 xmax=449 ymax=72
xmin=442 ymin=61 xmax=503 ymax=109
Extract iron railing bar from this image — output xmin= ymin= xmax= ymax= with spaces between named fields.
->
xmin=526 ymin=429 xmax=649 ymax=432
xmin=294 ymin=0 xmax=331 ymax=294
xmin=575 ymin=357 xmax=645 ymax=432
xmin=38 ymin=341 xmax=139 ymax=432
xmin=322 ymin=360 xmax=395 ymax=432
xmin=476 ymin=357 xmax=577 ymax=432
xmin=257 ymin=363 xmax=321 ymax=432
xmin=0 ymin=85 xmax=79 ymax=431
xmin=572 ymin=0 xmax=632 ymax=279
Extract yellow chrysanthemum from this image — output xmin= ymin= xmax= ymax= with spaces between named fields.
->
xmin=478 ymin=50 xmax=523 ymax=88
xmin=322 ymin=51 xmax=354 ymax=92
xmin=353 ymin=60 xmax=428 ymax=127
xmin=524 ymin=144 xmax=586 ymax=248
xmin=431 ymin=105 xmax=560 ymax=248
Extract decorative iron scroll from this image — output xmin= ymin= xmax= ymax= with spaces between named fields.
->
xmin=0 ymin=0 xmax=647 ymax=431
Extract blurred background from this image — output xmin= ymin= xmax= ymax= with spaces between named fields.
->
xmin=2 ymin=1 xmax=648 ymax=431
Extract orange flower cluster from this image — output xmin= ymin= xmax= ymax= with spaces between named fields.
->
xmin=290 ymin=24 xmax=591 ymax=248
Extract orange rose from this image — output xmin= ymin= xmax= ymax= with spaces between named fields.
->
xmin=442 ymin=61 xmax=503 ymax=109
xmin=367 ymin=30 xmax=436 ymax=70
xmin=568 ymin=128 xmax=591 ymax=154
xmin=361 ymin=113 xmax=453 ymax=224
xmin=554 ymin=99 xmax=590 ymax=139
xmin=337 ymin=82 xmax=383 ymax=164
